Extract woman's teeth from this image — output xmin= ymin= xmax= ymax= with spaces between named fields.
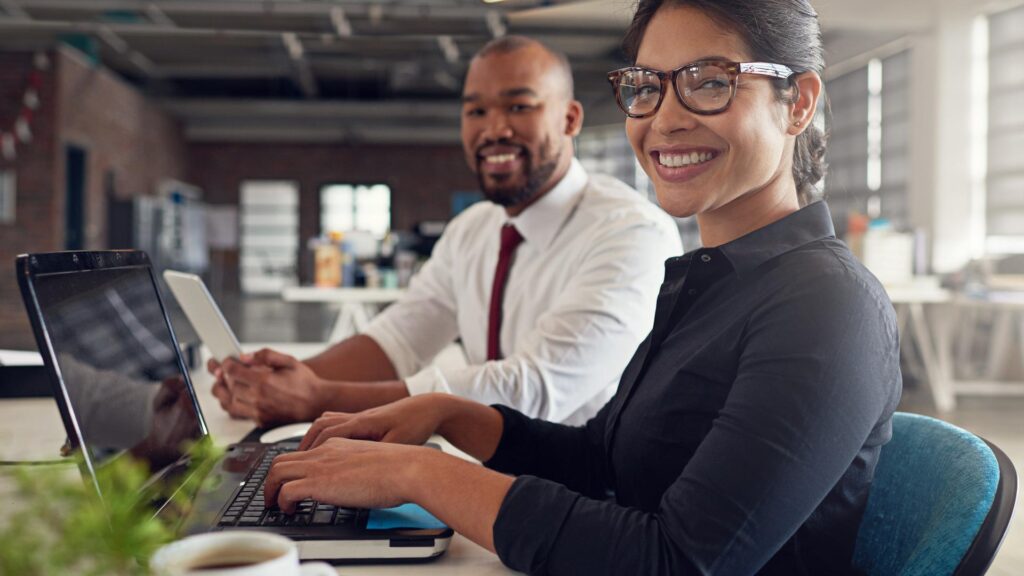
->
xmin=658 ymin=151 xmax=715 ymax=168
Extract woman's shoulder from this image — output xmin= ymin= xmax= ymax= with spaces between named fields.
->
xmin=760 ymin=237 xmax=895 ymax=316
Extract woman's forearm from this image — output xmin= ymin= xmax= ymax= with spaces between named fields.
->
xmin=435 ymin=394 xmax=506 ymax=462
xmin=401 ymin=449 xmax=514 ymax=553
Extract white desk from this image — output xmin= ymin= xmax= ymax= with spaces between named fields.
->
xmin=0 ymin=367 xmax=516 ymax=575
xmin=886 ymin=279 xmax=1024 ymax=412
xmin=281 ymin=287 xmax=405 ymax=342
xmin=885 ymin=280 xmax=956 ymax=412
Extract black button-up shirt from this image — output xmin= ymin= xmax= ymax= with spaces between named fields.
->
xmin=486 ymin=202 xmax=902 ymax=575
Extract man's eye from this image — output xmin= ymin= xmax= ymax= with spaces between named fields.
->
xmin=509 ymin=104 xmax=533 ymax=113
xmin=465 ymin=108 xmax=485 ymax=117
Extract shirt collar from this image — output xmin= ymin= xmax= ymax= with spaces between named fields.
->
xmin=507 ymin=157 xmax=587 ymax=250
xmin=716 ymin=201 xmax=836 ymax=276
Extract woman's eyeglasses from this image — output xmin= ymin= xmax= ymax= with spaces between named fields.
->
xmin=607 ymin=60 xmax=794 ymax=118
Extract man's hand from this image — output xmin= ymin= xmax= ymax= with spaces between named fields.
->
xmin=298 ymin=395 xmax=449 ymax=451
xmin=264 ymin=438 xmax=430 ymax=513
xmin=208 ymin=357 xmax=255 ymax=420
xmin=218 ymin=348 xmax=325 ymax=427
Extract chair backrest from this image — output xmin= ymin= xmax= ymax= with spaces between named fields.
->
xmin=853 ymin=412 xmax=1017 ymax=576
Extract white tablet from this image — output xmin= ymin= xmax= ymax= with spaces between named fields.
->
xmin=163 ymin=270 xmax=244 ymax=362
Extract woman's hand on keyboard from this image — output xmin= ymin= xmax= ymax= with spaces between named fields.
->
xmin=298 ymin=395 xmax=446 ymax=450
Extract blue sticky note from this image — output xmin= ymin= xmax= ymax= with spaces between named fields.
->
xmin=366 ymin=503 xmax=447 ymax=530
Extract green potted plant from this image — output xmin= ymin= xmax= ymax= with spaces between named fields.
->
xmin=0 ymin=440 xmax=223 ymax=575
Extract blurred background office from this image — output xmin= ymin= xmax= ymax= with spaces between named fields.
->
xmin=0 ymin=0 xmax=1022 ymax=572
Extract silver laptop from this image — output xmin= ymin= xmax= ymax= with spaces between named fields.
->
xmin=16 ymin=250 xmax=452 ymax=562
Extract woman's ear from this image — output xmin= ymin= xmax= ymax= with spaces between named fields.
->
xmin=787 ymin=72 xmax=823 ymax=135
xmin=565 ymin=99 xmax=584 ymax=137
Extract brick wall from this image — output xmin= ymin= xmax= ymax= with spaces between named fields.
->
xmin=0 ymin=47 xmax=188 ymax=349
xmin=0 ymin=51 xmax=59 ymax=350
xmin=0 ymin=46 xmax=475 ymax=346
xmin=56 ymin=47 xmax=189 ymax=250
xmin=188 ymin=142 xmax=478 ymax=289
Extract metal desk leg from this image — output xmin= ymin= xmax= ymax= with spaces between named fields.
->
xmin=909 ymin=301 xmax=957 ymax=412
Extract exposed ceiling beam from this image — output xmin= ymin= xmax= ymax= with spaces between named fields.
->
xmin=0 ymin=0 xmax=29 ymax=19
xmin=96 ymin=24 xmax=157 ymax=76
xmin=14 ymin=0 xmax=516 ymax=21
xmin=184 ymin=123 xmax=461 ymax=145
xmin=485 ymin=10 xmax=506 ymax=38
xmin=329 ymin=6 xmax=351 ymax=37
xmin=152 ymin=62 xmax=293 ymax=79
xmin=0 ymin=18 xmax=492 ymax=42
xmin=145 ymin=3 xmax=176 ymax=27
xmin=436 ymin=34 xmax=459 ymax=64
xmin=161 ymin=98 xmax=462 ymax=121
xmin=97 ymin=24 xmax=128 ymax=52
xmin=282 ymin=31 xmax=318 ymax=98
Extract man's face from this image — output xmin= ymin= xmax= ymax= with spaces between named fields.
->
xmin=460 ymin=46 xmax=581 ymax=212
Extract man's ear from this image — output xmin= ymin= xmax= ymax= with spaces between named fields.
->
xmin=565 ymin=99 xmax=584 ymax=137
xmin=787 ymin=72 xmax=822 ymax=135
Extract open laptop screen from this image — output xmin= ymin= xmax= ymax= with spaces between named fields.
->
xmin=31 ymin=263 xmax=204 ymax=471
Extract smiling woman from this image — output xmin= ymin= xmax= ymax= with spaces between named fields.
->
xmin=261 ymin=2 xmax=902 ymax=574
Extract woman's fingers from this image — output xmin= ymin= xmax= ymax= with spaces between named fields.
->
xmin=276 ymin=478 xmax=318 ymax=514
xmin=300 ymin=413 xmax=351 ymax=450
xmin=263 ymin=459 xmax=317 ymax=511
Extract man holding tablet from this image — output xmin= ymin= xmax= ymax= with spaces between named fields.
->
xmin=210 ymin=36 xmax=681 ymax=426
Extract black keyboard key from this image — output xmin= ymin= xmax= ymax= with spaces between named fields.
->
xmin=312 ymin=510 xmax=334 ymax=525
xmin=262 ymin=511 xmax=285 ymax=526
xmin=283 ymin=514 xmax=309 ymax=527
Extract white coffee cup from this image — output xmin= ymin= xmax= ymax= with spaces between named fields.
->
xmin=150 ymin=531 xmax=334 ymax=576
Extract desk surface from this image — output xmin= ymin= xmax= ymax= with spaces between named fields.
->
xmin=0 ymin=368 xmax=516 ymax=575
xmin=282 ymin=287 xmax=406 ymax=304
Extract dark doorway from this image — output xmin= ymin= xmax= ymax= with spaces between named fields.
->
xmin=64 ymin=145 xmax=87 ymax=250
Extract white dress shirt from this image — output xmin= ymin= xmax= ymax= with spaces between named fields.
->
xmin=363 ymin=159 xmax=682 ymax=424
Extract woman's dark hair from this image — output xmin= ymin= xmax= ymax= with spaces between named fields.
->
xmin=623 ymin=0 xmax=828 ymax=205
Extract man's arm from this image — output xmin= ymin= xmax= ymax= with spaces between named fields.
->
xmin=304 ymin=334 xmax=398 ymax=382
xmin=403 ymin=219 xmax=680 ymax=423
xmin=215 ymin=221 xmax=464 ymax=424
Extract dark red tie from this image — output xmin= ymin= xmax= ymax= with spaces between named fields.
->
xmin=487 ymin=224 xmax=524 ymax=360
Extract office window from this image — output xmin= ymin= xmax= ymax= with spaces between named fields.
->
xmin=320 ymin=184 xmax=391 ymax=239
xmin=879 ymin=50 xmax=911 ymax=224
xmin=825 ymin=66 xmax=871 ymax=232
xmin=986 ymin=5 xmax=1024 ymax=253
xmin=239 ymin=181 xmax=299 ymax=294
xmin=825 ymin=53 xmax=911 ymax=234
xmin=0 ymin=170 xmax=14 ymax=224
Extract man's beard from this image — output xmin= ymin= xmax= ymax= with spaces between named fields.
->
xmin=476 ymin=138 xmax=558 ymax=208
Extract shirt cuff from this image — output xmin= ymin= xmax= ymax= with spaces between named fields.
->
xmin=361 ymin=321 xmax=420 ymax=378
xmin=483 ymin=404 xmax=534 ymax=475
xmin=403 ymin=366 xmax=449 ymax=396
xmin=493 ymin=475 xmax=579 ymax=575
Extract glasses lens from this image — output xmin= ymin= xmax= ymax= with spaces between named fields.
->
xmin=678 ymin=63 xmax=733 ymax=112
xmin=617 ymin=69 xmax=662 ymax=116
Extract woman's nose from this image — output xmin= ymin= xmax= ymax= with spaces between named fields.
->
xmin=651 ymin=88 xmax=700 ymax=136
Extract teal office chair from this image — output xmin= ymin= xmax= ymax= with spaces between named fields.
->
xmin=853 ymin=412 xmax=1017 ymax=576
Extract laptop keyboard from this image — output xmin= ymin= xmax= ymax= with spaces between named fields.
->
xmin=218 ymin=444 xmax=361 ymax=528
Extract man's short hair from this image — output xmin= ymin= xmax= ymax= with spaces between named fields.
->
xmin=473 ymin=35 xmax=575 ymax=99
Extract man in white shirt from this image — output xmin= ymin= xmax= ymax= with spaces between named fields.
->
xmin=211 ymin=36 xmax=681 ymax=426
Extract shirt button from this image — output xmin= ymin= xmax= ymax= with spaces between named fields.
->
xmin=700 ymin=254 xmax=712 ymax=263
xmin=688 ymin=289 xmax=698 ymax=296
